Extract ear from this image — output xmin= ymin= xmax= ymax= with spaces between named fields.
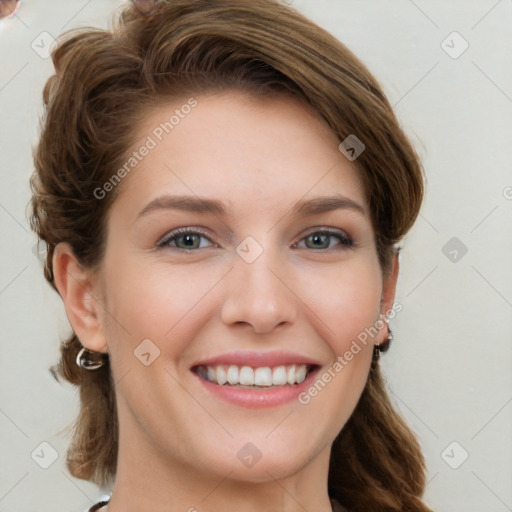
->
xmin=377 ymin=251 xmax=400 ymax=344
xmin=52 ymin=242 xmax=108 ymax=354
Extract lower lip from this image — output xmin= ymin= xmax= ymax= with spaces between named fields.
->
xmin=192 ymin=367 xmax=320 ymax=408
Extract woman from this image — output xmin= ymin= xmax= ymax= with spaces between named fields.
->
xmin=29 ymin=0 xmax=435 ymax=510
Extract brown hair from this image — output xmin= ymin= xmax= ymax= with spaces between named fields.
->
xmin=29 ymin=1 xmax=432 ymax=510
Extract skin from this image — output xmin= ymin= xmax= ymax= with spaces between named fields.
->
xmin=53 ymin=90 xmax=399 ymax=512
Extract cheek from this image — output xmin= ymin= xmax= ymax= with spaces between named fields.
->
xmin=100 ymin=255 xmax=222 ymax=354
xmin=296 ymin=257 xmax=383 ymax=355
xmin=293 ymin=258 xmax=382 ymax=426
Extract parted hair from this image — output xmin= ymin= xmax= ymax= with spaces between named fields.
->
xmin=29 ymin=1 xmax=433 ymax=510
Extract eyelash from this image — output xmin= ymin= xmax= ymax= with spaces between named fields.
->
xmin=156 ymin=227 xmax=354 ymax=251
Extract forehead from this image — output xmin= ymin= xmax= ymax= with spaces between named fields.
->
xmin=113 ymin=91 xmax=367 ymax=218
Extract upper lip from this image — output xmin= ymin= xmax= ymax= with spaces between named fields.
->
xmin=191 ymin=350 xmax=322 ymax=369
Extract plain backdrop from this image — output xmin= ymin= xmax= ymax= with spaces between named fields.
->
xmin=1 ymin=1 xmax=511 ymax=511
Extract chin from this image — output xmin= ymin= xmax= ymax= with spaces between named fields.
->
xmin=200 ymin=437 xmax=318 ymax=482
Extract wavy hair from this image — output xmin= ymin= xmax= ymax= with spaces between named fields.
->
xmin=29 ymin=1 xmax=432 ymax=510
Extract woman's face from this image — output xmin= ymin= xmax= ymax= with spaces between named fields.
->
xmin=92 ymin=91 xmax=396 ymax=483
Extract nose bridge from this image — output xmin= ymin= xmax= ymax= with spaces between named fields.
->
xmin=220 ymin=234 xmax=297 ymax=332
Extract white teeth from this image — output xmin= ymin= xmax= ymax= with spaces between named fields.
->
xmin=272 ymin=365 xmax=288 ymax=385
xmin=239 ymin=366 xmax=254 ymax=385
xmin=287 ymin=364 xmax=296 ymax=385
xmin=216 ymin=365 xmax=227 ymax=385
xmin=254 ymin=367 xmax=272 ymax=386
xmin=207 ymin=366 xmax=216 ymax=382
xmin=227 ymin=365 xmax=239 ymax=385
xmin=197 ymin=363 xmax=311 ymax=386
xmin=295 ymin=364 xmax=307 ymax=384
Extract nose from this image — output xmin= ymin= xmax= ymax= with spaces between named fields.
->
xmin=220 ymin=244 xmax=298 ymax=334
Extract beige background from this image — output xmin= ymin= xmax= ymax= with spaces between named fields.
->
xmin=1 ymin=1 xmax=511 ymax=511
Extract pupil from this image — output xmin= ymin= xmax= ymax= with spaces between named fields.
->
xmin=183 ymin=235 xmax=195 ymax=247
xmin=311 ymin=234 xmax=327 ymax=248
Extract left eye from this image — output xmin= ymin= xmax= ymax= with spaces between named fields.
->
xmin=294 ymin=229 xmax=353 ymax=250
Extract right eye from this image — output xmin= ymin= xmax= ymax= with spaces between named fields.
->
xmin=156 ymin=227 xmax=215 ymax=251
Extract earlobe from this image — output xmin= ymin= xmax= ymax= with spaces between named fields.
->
xmin=52 ymin=242 xmax=108 ymax=354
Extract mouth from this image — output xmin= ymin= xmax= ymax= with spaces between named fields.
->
xmin=189 ymin=350 xmax=323 ymax=407
xmin=192 ymin=363 xmax=319 ymax=389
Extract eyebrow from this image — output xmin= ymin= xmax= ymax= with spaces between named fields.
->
xmin=136 ymin=193 xmax=366 ymax=220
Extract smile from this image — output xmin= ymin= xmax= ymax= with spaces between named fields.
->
xmin=194 ymin=363 xmax=313 ymax=388
xmin=189 ymin=350 xmax=322 ymax=407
